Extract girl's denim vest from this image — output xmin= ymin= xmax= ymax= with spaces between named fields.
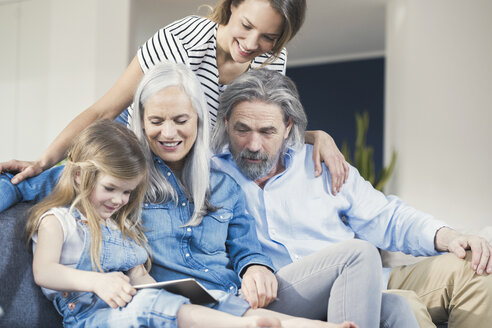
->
xmin=52 ymin=211 xmax=147 ymax=327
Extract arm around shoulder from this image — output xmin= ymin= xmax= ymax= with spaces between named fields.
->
xmin=0 ymin=173 xmax=23 ymax=213
xmin=305 ymin=130 xmax=348 ymax=194
xmin=0 ymin=165 xmax=63 ymax=213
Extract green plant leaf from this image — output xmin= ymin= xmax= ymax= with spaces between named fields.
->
xmin=342 ymin=110 xmax=397 ymax=191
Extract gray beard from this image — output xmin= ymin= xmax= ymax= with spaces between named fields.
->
xmin=233 ymin=148 xmax=281 ymax=181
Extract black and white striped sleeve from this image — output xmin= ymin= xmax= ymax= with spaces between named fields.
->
xmin=137 ymin=17 xmax=193 ymax=72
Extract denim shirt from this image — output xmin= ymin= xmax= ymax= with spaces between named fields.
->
xmin=145 ymin=156 xmax=274 ymax=293
xmin=0 ymin=158 xmax=274 ymax=294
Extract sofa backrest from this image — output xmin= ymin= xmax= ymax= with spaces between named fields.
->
xmin=0 ymin=202 xmax=62 ymax=327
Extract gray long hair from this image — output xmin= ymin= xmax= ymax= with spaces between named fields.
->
xmin=212 ymin=69 xmax=307 ymax=153
xmin=130 ymin=62 xmax=212 ymax=226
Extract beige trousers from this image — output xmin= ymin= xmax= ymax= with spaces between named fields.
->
xmin=387 ymin=252 xmax=492 ymax=328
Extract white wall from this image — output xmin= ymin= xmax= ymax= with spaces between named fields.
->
xmin=385 ymin=0 xmax=492 ymax=231
xmin=130 ymin=0 xmax=206 ymax=52
xmin=0 ymin=2 xmax=21 ymax=162
xmin=0 ymin=0 xmax=131 ymax=162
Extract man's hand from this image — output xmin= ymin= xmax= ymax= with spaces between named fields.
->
xmin=241 ymin=265 xmax=278 ymax=309
xmin=435 ymin=227 xmax=492 ymax=275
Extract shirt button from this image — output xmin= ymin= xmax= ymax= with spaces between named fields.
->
xmin=62 ymin=292 xmax=69 ymax=298
xmin=187 ymin=228 xmax=191 ymax=232
xmin=204 ymin=269 xmax=209 ymax=272
xmin=167 ymin=172 xmax=171 ymax=176
xmin=185 ymin=253 xmax=190 ymax=257
xmin=68 ymin=302 xmax=76 ymax=310
xmin=219 ymin=215 xmax=224 ymax=219
xmin=229 ymin=286 xmax=234 ymax=291
xmin=182 ymin=202 xmax=186 ymax=207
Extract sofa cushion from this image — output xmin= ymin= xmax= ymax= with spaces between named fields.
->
xmin=0 ymin=202 xmax=62 ymax=327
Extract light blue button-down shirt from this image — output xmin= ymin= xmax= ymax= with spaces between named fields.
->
xmin=212 ymin=144 xmax=447 ymax=278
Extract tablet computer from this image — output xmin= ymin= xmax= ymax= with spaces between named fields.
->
xmin=134 ymin=278 xmax=218 ymax=304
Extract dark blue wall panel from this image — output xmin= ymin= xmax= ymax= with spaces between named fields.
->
xmin=286 ymin=58 xmax=385 ymax=173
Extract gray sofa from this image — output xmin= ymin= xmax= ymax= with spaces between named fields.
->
xmin=0 ymin=202 xmax=62 ymax=327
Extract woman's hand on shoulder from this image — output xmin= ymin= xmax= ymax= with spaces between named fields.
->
xmin=0 ymin=159 xmax=44 ymax=184
xmin=306 ymin=130 xmax=349 ymax=195
xmin=92 ymin=271 xmax=136 ymax=309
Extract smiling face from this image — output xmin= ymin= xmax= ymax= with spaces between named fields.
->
xmin=89 ymin=173 xmax=142 ymax=221
xmin=221 ymin=0 xmax=284 ymax=63
xmin=143 ymin=86 xmax=198 ymax=172
xmin=226 ymin=100 xmax=292 ymax=183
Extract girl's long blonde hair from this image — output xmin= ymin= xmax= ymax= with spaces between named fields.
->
xmin=26 ymin=119 xmax=150 ymax=272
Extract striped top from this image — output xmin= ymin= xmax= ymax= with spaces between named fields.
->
xmin=137 ymin=15 xmax=287 ymax=126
